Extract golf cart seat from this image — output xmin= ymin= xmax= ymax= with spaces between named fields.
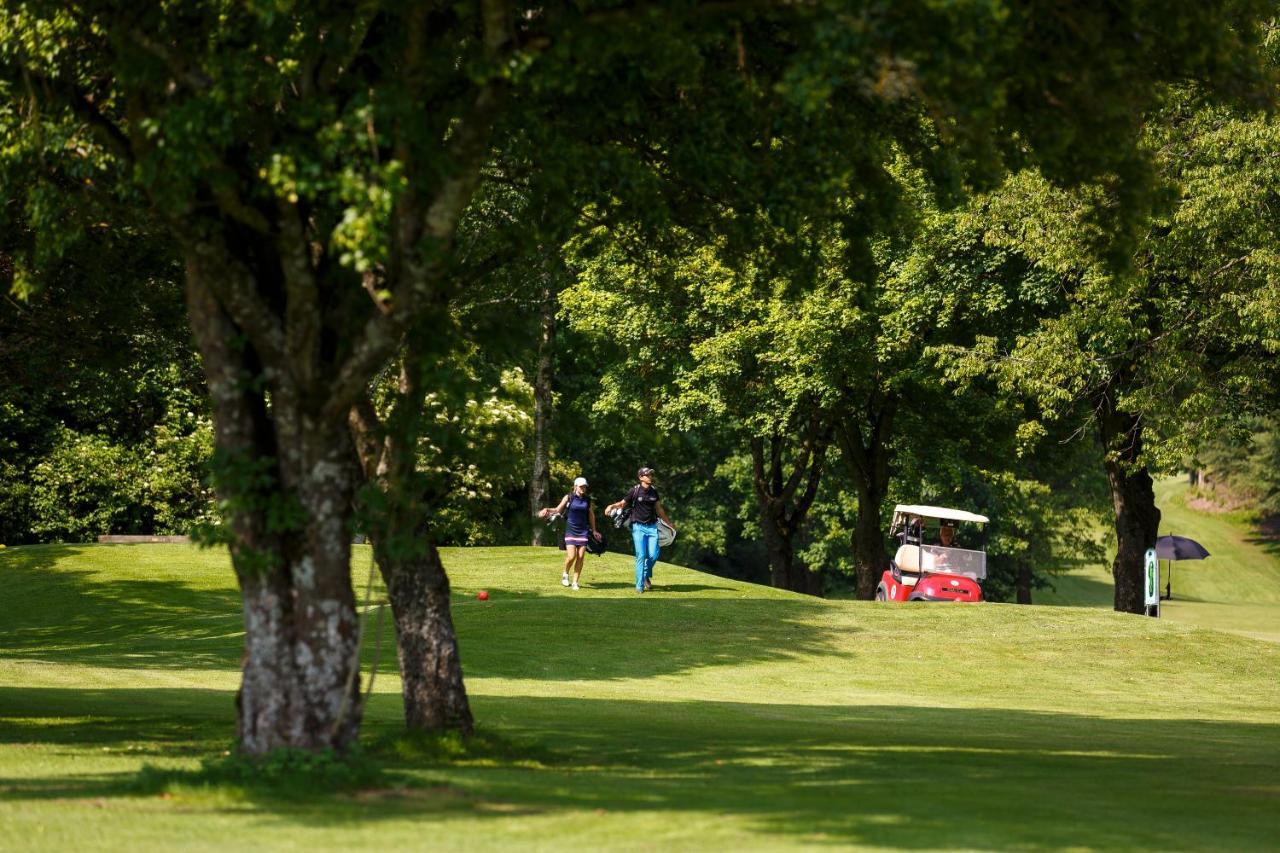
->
xmin=896 ymin=570 xmax=920 ymax=586
xmin=889 ymin=555 xmax=920 ymax=586
xmin=894 ymin=544 xmax=924 ymax=573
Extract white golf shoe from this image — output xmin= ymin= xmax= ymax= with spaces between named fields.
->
xmin=561 ymin=573 xmax=570 ymax=587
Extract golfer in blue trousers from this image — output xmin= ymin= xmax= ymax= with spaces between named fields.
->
xmin=606 ymin=467 xmax=676 ymax=592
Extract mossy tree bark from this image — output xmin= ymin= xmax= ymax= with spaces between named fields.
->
xmin=185 ymin=242 xmax=363 ymax=753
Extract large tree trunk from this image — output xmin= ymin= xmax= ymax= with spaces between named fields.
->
xmin=374 ymin=541 xmax=474 ymax=733
xmin=186 ymin=256 xmax=362 ymax=754
xmin=1097 ymin=403 xmax=1160 ymax=614
xmin=836 ymin=396 xmax=897 ymax=600
xmin=1016 ymin=559 xmax=1033 ymax=604
xmin=286 ymin=420 xmax=363 ymax=746
xmin=751 ymin=422 xmax=828 ymax=595
xmin=529 ymin=278 xmax=555 ymax=545
xmin=350 ymin=346 xmax=473 ymax=735
xmin=759 ymin=501 xmax=802 ymax=591
xmin=850 ymin=477 xmax=889 ymax=599
xmin=759 ymin=498 xmax=820 ymax=594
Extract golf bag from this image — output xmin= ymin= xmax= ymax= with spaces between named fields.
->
xmin=608 ymin=503 xmax=632 ymax=529
xmin=544 ymin=501 xmax=567 ymax=550
xmin=657 ymin=519 xmax=676 ymax=547
xmin=586 ymin=529 xmax=608 ymax=556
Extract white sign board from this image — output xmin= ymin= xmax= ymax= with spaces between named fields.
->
xmin=1144 ymin=548 xmax=1160 ymax=617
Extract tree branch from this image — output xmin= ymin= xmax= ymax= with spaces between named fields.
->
xmin=791 ymin=433 xmax=829 ymax=529
xmin=127 ymin=28 xmax=213 ymax=91
xmin=780 ymin=411 xmax=822 ymax=500
xmin=276 ymin=199 xmax=322 ymax=390
xmin=179 ymin=232 xmax=289 ymax=373
xmin=208 ymin=180 xmax=274 ymax=235
xmin=348 ymin=392 xmax=385 ymax=481
xmin=18 ymin=66 xmax=133 ymax=163
xmin=769 ymin=433 xmax=783 ymax=495
xmin=323 ymin=309 xmax=403 ymax=422
xmin=750 ymin=436 xmax=771 ymax=504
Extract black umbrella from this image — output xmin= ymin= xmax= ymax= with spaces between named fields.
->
xmin=1155 ymin=535 xmax=1210 ymax=561
xmin=1154 ymin=535 xmax=1210 ymax=599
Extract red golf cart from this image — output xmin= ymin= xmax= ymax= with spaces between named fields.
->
xmin=875 ymin=504 xmax=989 ymax=602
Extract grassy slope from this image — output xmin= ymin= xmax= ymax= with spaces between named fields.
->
xmin=1 ymin=543 xmax=1278 ymax=851
xmin=1038 ymin=478 xmax=1280 ymax=642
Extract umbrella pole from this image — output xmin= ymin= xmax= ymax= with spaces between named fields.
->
xmin=1163 ymin=531 xmax=1171 ymax=600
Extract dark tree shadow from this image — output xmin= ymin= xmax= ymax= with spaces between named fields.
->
xmin=1245 ymin=512 xmax=1280 ymax=562
xmin=445 ymin=593 xmax=848 ymax=682
xmin=1038 ymin=572 xmax=1115 ymax=607
xmin=654 ymin=583 xmax=739 ymax=593
xmin=0 ymin=546 xmax=243 ymax=670
xmin=558 ymin=581 xmax=739 ymax=593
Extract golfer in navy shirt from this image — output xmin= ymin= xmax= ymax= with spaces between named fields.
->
xmin=538 ymin=476 xmax=602 ymax=590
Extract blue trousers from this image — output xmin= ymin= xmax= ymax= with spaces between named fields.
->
xmin=631 ymin=522 xmax=659 ymax=590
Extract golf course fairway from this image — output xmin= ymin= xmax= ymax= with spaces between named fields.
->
xmin=1 ymin=536 xmax=1277 ymax=850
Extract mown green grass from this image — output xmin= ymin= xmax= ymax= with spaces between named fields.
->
xmin=2 ymin=541 xmax=1278 ymax=850
xmin=1040 ymin=478 xmax=1280 ymax=642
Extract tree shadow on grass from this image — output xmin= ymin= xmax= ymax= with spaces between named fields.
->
xmin=0 ymin=546 xmax=243 ymax=670
xmin=2 ymin=686 xmax=1277 ymax=850
xmin=581 ymin=581 xmax=640 ymax=591
xmin=448 ymin=593 xmax=848 ymax=682
xmin=475 ymin=697 xmax=1280 ymax=851
xmin=1245 ymin=512 xmax=1280 ymax=562
xmin=577 ymin=581 xmax=740 ymax=593
xmin=1037 ymin=571 xmax=1115 ymax=607
xmin=653 ymin=583 xmax=740 ymax=593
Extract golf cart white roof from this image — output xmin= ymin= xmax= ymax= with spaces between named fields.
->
xmin=893 ymin=504 xmax=989 ymax=525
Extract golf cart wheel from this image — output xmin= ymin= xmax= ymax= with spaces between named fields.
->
xmin=875 ymin=582 xmax=888 ymax=602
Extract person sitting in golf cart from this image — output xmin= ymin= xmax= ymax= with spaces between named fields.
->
xmin=926 ymin=522 xmax=960 ymax=570
xmin=938 ymin=522 xmax=956 ymax=547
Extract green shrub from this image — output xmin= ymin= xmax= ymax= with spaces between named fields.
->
xmin=28 ymin=428 xmax=145 ymax=541
xmin=18 ymin=399 xmax=214 ymax=543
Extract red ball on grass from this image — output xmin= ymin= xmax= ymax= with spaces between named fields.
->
xmin=477 ymin=590 xmax=489 ymax=601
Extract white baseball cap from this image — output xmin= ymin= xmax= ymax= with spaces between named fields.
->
xmin=573 ymin=476 xmax=588 ymax=487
